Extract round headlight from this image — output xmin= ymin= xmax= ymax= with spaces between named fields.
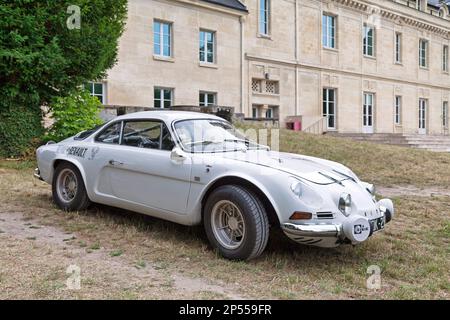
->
xmin=339 ymin=193 xmax=352 ymax=216
xmin=290 ymin=180 xmax=302 ymax=197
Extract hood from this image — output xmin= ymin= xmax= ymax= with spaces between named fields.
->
xmin=218 ymin=150 xmax=357 ymax=185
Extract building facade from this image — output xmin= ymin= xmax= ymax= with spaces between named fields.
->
xmin=92 ymin=0 xmax=450 ymax=135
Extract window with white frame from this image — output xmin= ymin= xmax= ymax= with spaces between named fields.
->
xmin=363 ymin=25 xmax=375 ymax=57
xmin=395 ymin=96 xmax=402 ymax=125
xmin=443 ymin=45 xmax=449 ymax=72
xmin=154 ymin=87 xmax=173 ymax=108
xmin=154 ymin=20 xmax=172 ymax=57
xmin=323 ymin=88 xmax=337 ymax=129
xmin=419 ymin=39 xmax=428 ymax=68
xmin=199 ymin=30 xmax=215 ymax=64
xmin=443 ymin=101 xmax=449 ymax=128
xmin=322 ymin=14 xmax=336 ymax=49
xmin=395 ymin=32 xmax=402 ymax=63
xmin=259 ymin=0 xmax=270 ymax=35
xmin=85 ymin=82 xmax=105 ymax=104
xmin=199 ymin=91 xmax=216 ymax=106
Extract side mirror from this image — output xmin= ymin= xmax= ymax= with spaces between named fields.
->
xmin=170 ymin=147 xmax=186 ymax=163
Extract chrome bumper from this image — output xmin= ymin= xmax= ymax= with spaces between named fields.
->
xmin=282 ymin=223 xmax=342 ymax=238
xmin=33 ymin=168 xmax=43 ymax=181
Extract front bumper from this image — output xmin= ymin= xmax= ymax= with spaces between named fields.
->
xmin=281 ymin=199 xmax=394 ymax=248
xmin=33 ymin=168 xmax=43 ymax=181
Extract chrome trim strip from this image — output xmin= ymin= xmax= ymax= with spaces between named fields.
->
xmin=282 ymin=223 xmax=342 ymax=238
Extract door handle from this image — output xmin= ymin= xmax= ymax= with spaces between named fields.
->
xmin=109 ymin=160 xmax=124 ymax=166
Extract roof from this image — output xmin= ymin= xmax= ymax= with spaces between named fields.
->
xmin=200 ymin=0 xmax=247 ymax=12
xmin=115 ymin=110 xmax=223 ymax=123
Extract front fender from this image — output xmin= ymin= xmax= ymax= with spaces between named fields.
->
xmin=187 ymin=171 xmax=283 ymax=226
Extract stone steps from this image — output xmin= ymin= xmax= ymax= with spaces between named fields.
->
xmin=326 ymin=132 xmax=450 ymax=152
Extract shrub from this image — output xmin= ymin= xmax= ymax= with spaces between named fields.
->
xmin=0 ymin=106 xmax=43 ymax=158
xmin=46 ymin=89 xmax=104 ymax=142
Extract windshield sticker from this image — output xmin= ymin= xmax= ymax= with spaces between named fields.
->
xmin=67 ymin=147 xmax=88 ymax=158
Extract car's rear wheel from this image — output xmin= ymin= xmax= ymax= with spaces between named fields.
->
xmin=52 ymin=162 xmax=91 ymax=211
xmin=204 ymin=185 xmax=269 ymax=261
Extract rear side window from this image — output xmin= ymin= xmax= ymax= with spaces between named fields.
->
xmin=95 ymin=122 xmax=122 ymax=144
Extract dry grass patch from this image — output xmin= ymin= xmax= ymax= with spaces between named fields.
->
xmin=0 ymin=167 xmax=448 ymax=299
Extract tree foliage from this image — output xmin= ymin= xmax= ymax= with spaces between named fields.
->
xmin=0 ymin=0 xmax=127 ymax=156
xmin=46 ymin=89 xmax=103 ymax=142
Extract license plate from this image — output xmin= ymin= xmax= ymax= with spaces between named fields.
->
xmin=370 ymin=216 xmax=385 ymax=233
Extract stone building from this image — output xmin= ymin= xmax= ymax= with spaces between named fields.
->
xmin=89 ymin=0 xmax=450 ymax=135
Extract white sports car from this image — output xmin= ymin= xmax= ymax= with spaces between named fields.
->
xmin=35 ymin=111 xmax=394 ymax=260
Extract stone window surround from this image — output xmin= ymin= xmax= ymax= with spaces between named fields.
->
xmin=154 ymin=87 xmax=174 ymax=109
xmin=322 ymin=13 xmax=337 ymax=50
xmin=395 ymin=31 xmax=402 ymax=64
xmin=199 ymin=91 xmax=217 ymax=106
xmin=443 ymin=44 xmax=449 ymax=73
xmin=419 ymin=38 xmax=429 ymax=69
xmin=153 ymin=19 xmax=173 ymax=58
xmin=363 ymin=24 xmax=376 ymax=58
xmin=258 ymin=0 xmax=271 ymax=38
xmin=199 ymin=29 xmax=216 ymax=64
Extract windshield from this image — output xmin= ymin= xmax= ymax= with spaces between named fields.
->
xmin=174 ymin=119 xmax=267 ymax=153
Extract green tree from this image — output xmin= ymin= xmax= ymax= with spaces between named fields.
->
xmin=0 ymin=0 xmax=127 ymax=157
xmin=47 ymin=88 xmax=103 ymax=142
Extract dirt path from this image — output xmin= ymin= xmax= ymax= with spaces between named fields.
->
xmin=0 ymin=211 xmax=245 ymax=299
xmin=377 ymin=185 xmax=450 ymax=198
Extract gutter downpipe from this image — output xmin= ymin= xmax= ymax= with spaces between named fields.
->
xmin=240 ymin=14 xmax=246 ymax=115
xmin=295 ymin=0 xmax=300 ymax=117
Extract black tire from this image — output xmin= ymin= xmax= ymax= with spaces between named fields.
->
xmin=52 ymin=162 xmax=91 ymax=211
xmin=204 ymin=185 xmax=269 ymax=261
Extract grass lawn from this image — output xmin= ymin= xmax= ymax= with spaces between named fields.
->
xmin=0 ymin=130 xmax=448 ymax=299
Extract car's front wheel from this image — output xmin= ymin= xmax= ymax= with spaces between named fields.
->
xmin=52 ymin=162 xmax=91 ymax=211
xmin=204 ymin=185 xmax=269 ymax=261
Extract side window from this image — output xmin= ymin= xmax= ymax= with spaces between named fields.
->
xmin=95 ymin=122 xmax=121 ymax=144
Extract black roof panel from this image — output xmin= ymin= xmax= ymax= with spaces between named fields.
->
xmin=200 ymin=0 xmax=247 ymax=12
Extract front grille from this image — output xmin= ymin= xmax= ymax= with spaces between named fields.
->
xmin=316 ymin=212 xmax=334 ymax=220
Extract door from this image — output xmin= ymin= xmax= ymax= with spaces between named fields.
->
xmin=323 ymin=88 xmax=336 ymax=130
xmin=419 ymin=99 xmax=427 ymax=135
xmin=363 ymin=93 xmax=374 ymax=134
xmin=94 ymin=120 xmax=192 ymax=214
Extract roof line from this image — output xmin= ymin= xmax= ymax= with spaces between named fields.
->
xmin=200 ymin=0 xmax=248 ymax=12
